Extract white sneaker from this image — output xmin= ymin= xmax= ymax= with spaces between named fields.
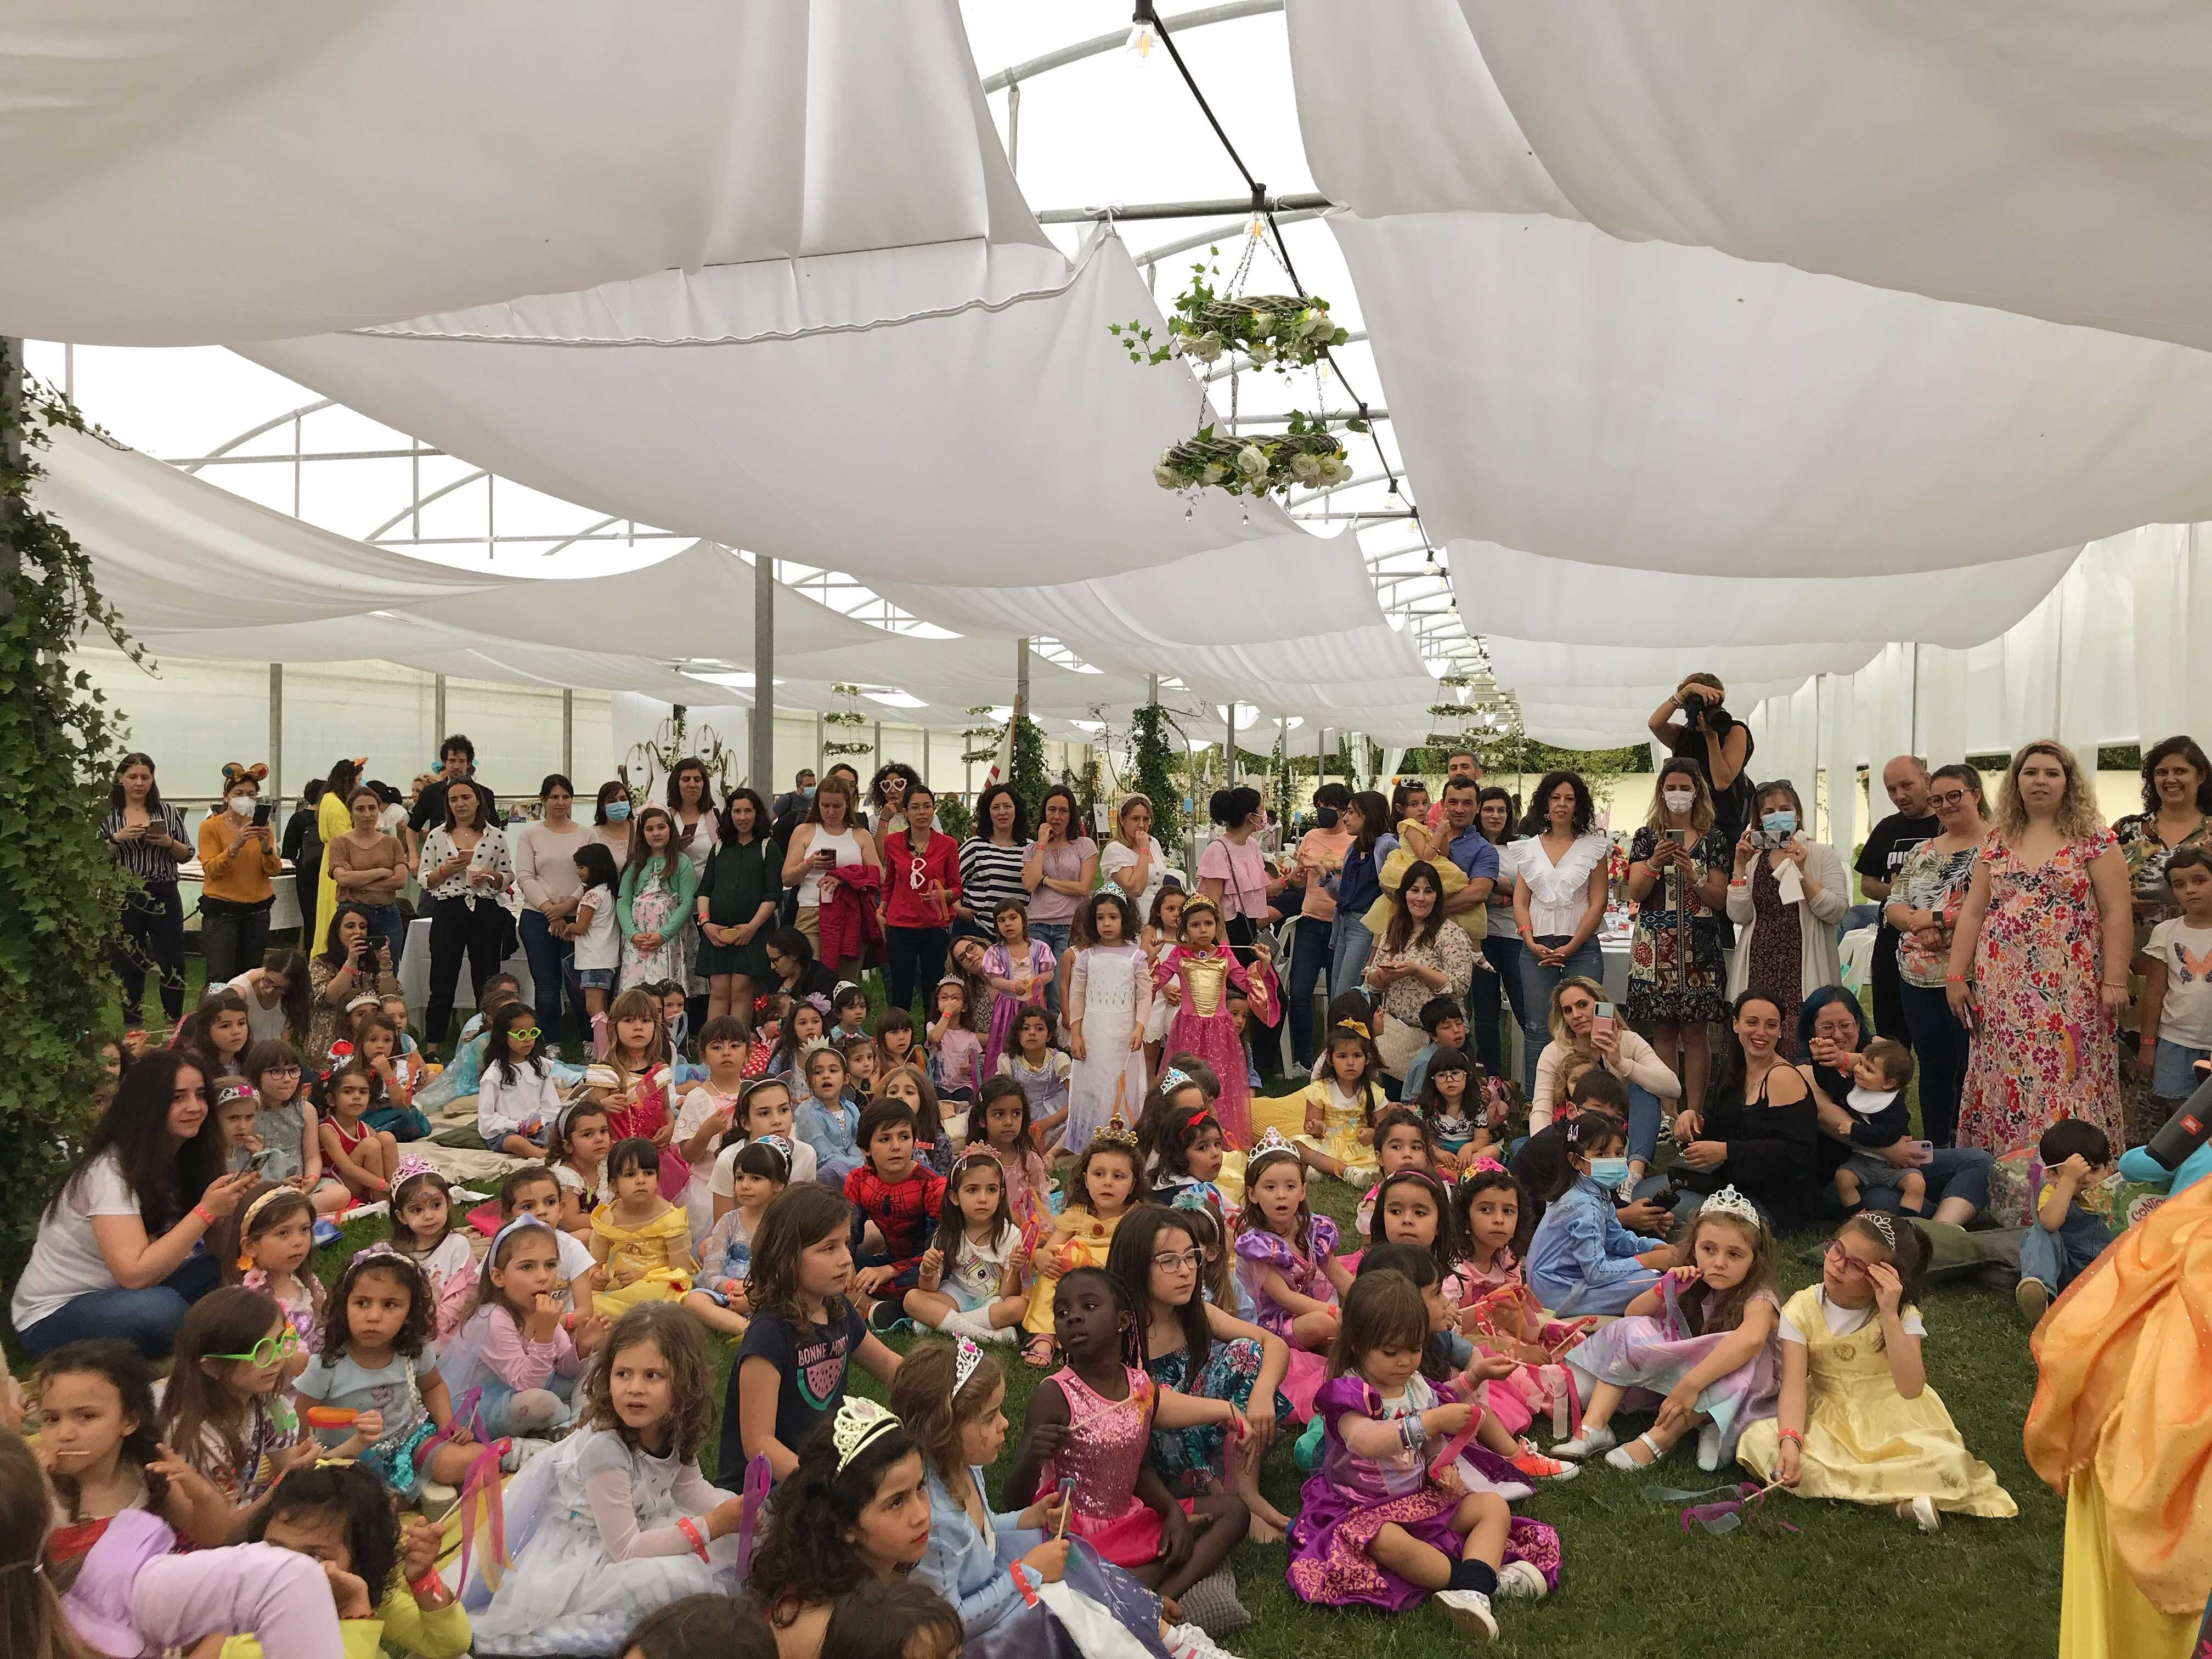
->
xmin=1552 ymin=1425 xmax=1616 ymax=1459
xmin=1696 ymin=1420 xmax=1724 ymax=1472
xmin=501 ymin=1436 xmax=555 ymax=1474
xmin=1495 ymin=1560 xmax=1549 ymax=1600
xmin=1898 ymin=1495 xmax=1942 ymax=1533
xmin=1434 ymin=1588 xmax=1498 ymax=1641
xmin=1163 ymin=1622 xmax=1233 ymax=1659
xmin=415 ymin=1481 xmax=460 ymax=1522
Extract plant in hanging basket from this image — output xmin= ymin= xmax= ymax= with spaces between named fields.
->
xmin=1110 ymin=255 xmax=1350 ymax=371
xmin=1153 ymin=414 xmax=1351 ymax=499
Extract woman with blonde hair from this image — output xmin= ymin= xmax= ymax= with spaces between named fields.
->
xmin=1528 ymin=975 xmax=1681 ymax=1187
xmin=1624 ymin=758 xmax=1730 ymax=1111
xmin=780 ymin=774 xmax=881 ymax=980
xmin=1946 ymin=741 xmax=2130 ymax=1195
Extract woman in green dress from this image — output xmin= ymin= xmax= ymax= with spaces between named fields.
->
xmin=695 ymin=786 xmax=782 ymax=1024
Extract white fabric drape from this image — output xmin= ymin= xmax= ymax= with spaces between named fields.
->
xmin=246 ymin=235 xmax=1300 ymax=589
xmin=1486 ymin=638 xmax=1879 ymax=693
xmin=0 ymin=0 xmax=1044 ymax=343
xmin=1455 ymin=1 xmax=2212 ymax=351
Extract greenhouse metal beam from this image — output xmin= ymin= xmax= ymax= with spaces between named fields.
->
xmin=981 ymin=1 xmax=1284 ymax=93
xmin=1035 ymin=191 xmax=1328 ymax=225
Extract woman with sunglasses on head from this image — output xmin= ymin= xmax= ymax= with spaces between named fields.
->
xmin=880 ymin=782 xmax=962 ymax=1017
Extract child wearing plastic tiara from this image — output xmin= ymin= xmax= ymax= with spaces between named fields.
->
xmin=162 ymin=1286 xmax=318 ymax=1532
xmin=551 ymin=1091 xmax=616 ymax=1235
xmin=1131 ymin=1061 xmax=1208 ymax=1173
xmin=1007 ymin=1267 xmax=1251 ymax=1609
xmin=724 ymin=1183 xmax=903 ymax=1485
xmin=317 ymin=1063 xmax=399 ymax=1202
xmin=830 ymin=981 xmax=870 ymax=1044
xmin=462 ymin=1305 xmax=752 ymax=1657
xmin=1830 ymin=1037 xmax=1925 ymax=1216
xmin=684 ymin=1135 xmax=791 ymax=1339
xmin=1558 ymin=1186 xmax=1782 ymax=1472
xmin=499 ymin=1165 xmax=606 ymax=1342
xmin=927 ymin=977 xmax=986 ymax=1107
xmin=798 ymin=1042 xmax=863 ymax=1186
xmin=905 ymin=1149 xmax=1026 ymax=1346
xmin=1146 ymin=1088 xmax=1229 ymax=1215
xmin=712 ymin=1076 xmax=819 ymax=1211
xmin=1295 ymin=1019 xmax=1387 ymax=1184
xmin=1355 ymin=1108 xmax=1439 ymax=1244
xmin=294 ymin=1248 xmax=482 ymax=1502
xmin=218 ymin=1181 xmax=326 ymax=1345
xmin=477 ymin=1001 xmax=560 ymax=1157
xmin=1524 ymin=1109 xmax=1674 ymax=1316
xmin=847 ymin=1099 xmax=951 ymax=1333
xmin=1155 ymin=894 xmax=1276 ymax=1147
xmin=352 ymin=1008 xmax=430 ymax=1142
xmin=389 ymin=1159 xmax=475 ymax=1340
xmin=243 ymin=1460 xmax=472 ymax=1659
xmin=242 ymin=1039 xmax=350 ymax=1216
xmin=1019 ymin=1119 xmax=1143 ymax=1367
xmin=1399 ymin=996 xmax=1470 ymax=1108
xmin=996 ymin=1006 xmax=1073 ymax=1150
xmin=980 ymin=900 xmax=1053 ymax=1077
xmin=893 ymin=1336 xmax=1223 ymax=1659
xmin=672 ymin=1013 xmax=749 ymax=1245
xmin=1237 ymin=1130 xmax=1353 ymax=1351
xmin=591 ymin=1138 xmax=695 ymax=1317
xmin=216 ymin=1077 xmax=267 ymax=1173
xmin=436 ymin=1215 xmax=586 ymax=1444
xmin=966 ymin=1075 xmax=1052 ymax=1236
xmin=1737 ymin=1212 xmax=2016 ymax=1529
xmin=1416 ymin=1047 xmax=1489 ymax=1174
xmin=1285 ymin=1269 xmax=1556 ymax=1639
xmin=1065 ymin=889 xmax=1151 ymax=1149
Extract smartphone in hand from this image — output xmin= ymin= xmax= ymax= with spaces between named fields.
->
xmin=1592 ymin=1002 xmax=1616 ymax=1040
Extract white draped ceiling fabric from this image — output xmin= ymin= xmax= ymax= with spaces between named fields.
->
xmin=1283 ymin=0 xmax=2212 ymax=750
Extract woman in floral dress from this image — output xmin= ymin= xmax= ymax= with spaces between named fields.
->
xmin=1947 ymin=742 xmax=2132 ymax=1212
xmin=1623 ymin=759 xmax=1730 ymax=1111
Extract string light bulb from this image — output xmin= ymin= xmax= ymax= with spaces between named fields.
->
xmin=1125 ymin=8 xmax=1159 ymax=60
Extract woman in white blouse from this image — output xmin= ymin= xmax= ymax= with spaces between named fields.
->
xmin=1099 ymin=794 xmax=1168 ymax=919
xmin=1509 ymin=769 xmax=1612 ymax=1071
xmin=515 ymin=773 xmax=590 ymax=1050
xmin=416 ymin=779 xmax=519 ymax=1054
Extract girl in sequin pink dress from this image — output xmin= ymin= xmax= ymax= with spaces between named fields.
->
xmin=1005 ymin=1267 xmax=1251 ymax=1611
xmin=1153 ymin=896 xmax=1276 ymax=1147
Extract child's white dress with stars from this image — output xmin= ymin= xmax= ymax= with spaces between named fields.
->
xmin=459 ymin=1424 xmax=741 ymax=1655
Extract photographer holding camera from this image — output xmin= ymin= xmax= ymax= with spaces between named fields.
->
xmin=1648 ymin=674 xmax=1757 ymax=848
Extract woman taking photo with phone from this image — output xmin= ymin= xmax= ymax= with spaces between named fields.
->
xmin=195 ymin=761 xmax=283 ymax=987
xmin=780 ymin=772 xmax=879 ymax=980
xmin=1624 ymin=759 xmax=1730 ymax=1113
xmin=1527 ymin=975 xmax=1681 ymax=1189
xmin=1726 ymin=780 xmax=1848 ymax=1054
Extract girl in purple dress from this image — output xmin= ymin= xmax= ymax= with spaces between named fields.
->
xmin=1555 ymin=1186 xmax=1782 ymax=1471
xmin=980 ymin=900 xmax=1056 ymax=1077
xmin=1233 ymin=1132 xmax=1352 ymax=1351
xmin=1286 ymin=1269 xmax=1558 ymax=1641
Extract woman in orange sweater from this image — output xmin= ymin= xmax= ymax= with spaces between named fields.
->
xmin=197 ymin=761 xmax=284 ymax=985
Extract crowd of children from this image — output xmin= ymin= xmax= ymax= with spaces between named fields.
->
xmin=32 ymin=878 xmax=2120 ymax=1659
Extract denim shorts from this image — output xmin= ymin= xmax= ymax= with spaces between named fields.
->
xmin=2152 ymin=1037 xmax=2211 ymax=1097
xmin=573 ymin=967 xmax=616 ymax=991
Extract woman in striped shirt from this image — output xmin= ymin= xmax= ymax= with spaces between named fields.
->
xmin=957 ymin=782 xmax=1030 ymax=927
xmin=102 ymin=752 xmax=193 ymax=1029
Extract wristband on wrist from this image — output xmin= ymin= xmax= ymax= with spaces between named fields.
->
xmin=1945 ymin=973 xmax=1966 ymax=983
xmin=1009 ymin=1562 xmax=1037 ymax=1603
xmin=676 ymin=1516 xmax=708 ymax=1561
xmin=1777 ymin=1427 xmax=1804 ymax=1444
xmin=409 ymin=1566 xmax=449 ymax=1600
xmin=192 ymin=1204 xmax=216 ymax=1228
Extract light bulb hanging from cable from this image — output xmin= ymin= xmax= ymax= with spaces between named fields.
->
xmin=1125 ymin=4 xmax=1159 ymax=61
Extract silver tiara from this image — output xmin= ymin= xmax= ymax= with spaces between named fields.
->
xmin=833 ymin=1397 xmax=901 ymax=1472
xmin=953 ymin=1335 xmax=985 ymax=1396
xmin=1699 ymin=1186 xmax=1760 ymax=1226
xmin=1864 ymin=1211 xmax=1898 ymax=1250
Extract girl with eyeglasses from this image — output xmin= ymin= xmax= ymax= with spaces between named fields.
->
xmin=162 ymin=1285 xmax=324 ymax=1537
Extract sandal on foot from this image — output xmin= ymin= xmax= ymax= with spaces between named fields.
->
xmin=1019 ymin=1333 xmax=1056 ymax=1368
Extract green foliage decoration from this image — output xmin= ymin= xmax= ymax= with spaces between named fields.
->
xmin=1128 ymin=699 xmax=1184 ymax=851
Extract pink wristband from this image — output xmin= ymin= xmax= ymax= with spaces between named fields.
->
xmin=677 ymin=1516 xmax=708 ymax=1561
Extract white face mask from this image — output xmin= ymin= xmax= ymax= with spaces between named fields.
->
xmin=229 ymin=794 xmax=256 ymax=817
xmin=1661 ymin=789 xmax=1695 ymax=814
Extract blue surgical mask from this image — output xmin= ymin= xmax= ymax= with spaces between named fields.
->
xmin=606 ymin=800 xmax=631 ymax=822
xmin=801 ymin=785 xmax=816 ymax=800
xmin=1585 ymin=1156 xmax=1630 ymax=1191
xmin=1761 ymin=810 xmax=1796 ymax=835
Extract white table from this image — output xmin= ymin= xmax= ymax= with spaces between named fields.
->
xmin=177 ymin=867 xmax=303 ymax=935
xmin=397 ymin=915 xmax=533 ymax=1028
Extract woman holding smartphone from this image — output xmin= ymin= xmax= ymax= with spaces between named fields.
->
xmin=1527 ymin=975 xmax=1682 ymax=1188
xmin=306 ymin=901 xmax=399 ymax=1066
xmin=1623 ymin=759 xmax=1730 ymax=1114
xmin=195 ymin=761 xmax=283 ymax=986
xmin=780 ymin=772 xmax=878 ymax=979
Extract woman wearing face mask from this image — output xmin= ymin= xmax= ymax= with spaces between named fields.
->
xmin=591 ymin=781 xmax=635 ymax=870
xmin=1725 ymin=781 xmax=1847 ymax=1054
xmin=1624 ymin=760 xmax=1730 ymax=1112
xmin=196 ymin=763 xmax=283 ymax=986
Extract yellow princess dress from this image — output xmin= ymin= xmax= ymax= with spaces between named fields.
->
xmin=590 ymin=1200 xmax=692 ymax=1317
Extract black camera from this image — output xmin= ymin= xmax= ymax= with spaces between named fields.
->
xmin=1679 ymin=689 xmax=1707 ymax=723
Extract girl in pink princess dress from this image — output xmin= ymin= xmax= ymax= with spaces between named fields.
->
xmin=1447 ymin=1163 xmax=1594 ymax=1446
xmin=1154 ymin=894 xmax=1276 ymax=1147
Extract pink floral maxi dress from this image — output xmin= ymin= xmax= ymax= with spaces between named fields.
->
xmin=1956 ymin=827 xmax=2124 ymax=1186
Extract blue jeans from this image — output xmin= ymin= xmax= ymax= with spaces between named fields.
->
xmin=1482 ymin=933 xmax=1532 ymax=1081
xmin=1285 ymin=915 xmax=1334 ymax=1067
xmin=15 ymin=1250 xmax=222 ymax=1358
xmin=1517 ymin=935 xmax=1604 ymax=1073
xmin=1329 ymin=914 xmax=1376 ymax=1001
xmin=518 ymin=907 xmax=585 ymax=1049
xmin=1029 ymin=921 xmax=1070 ymax=1027
xmin=359 ymin=901 xmax=407 ymax=969
xmin=2019 ymin=1209 xmax=2113 ymax=1294
xmin=1854 ymin=1146 xmax=1993 ymax=1219
xmin=1622 ymin=1081 xmax=1662 ymax=1169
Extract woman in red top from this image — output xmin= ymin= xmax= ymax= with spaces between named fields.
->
xmin=879 ymin=783 xmax=962 ymax=1018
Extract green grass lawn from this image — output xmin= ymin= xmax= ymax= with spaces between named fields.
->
xmin=134 ymin=954 xmax=2066 ymax=1656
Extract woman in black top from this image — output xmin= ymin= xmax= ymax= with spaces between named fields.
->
xmin=101 ymin=752 xmax=193 ymax=1029
xmin=1667 ymin=989 xmax=1819 ymax=1229
xmin=1647 ymin=673 xmax=1756 ymax=848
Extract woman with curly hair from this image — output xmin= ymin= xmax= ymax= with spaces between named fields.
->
xmin=1946 ymin=740 xmax=2132 ymax=1194
xmin=465 ymin=1304 xmax=747 ymax=1656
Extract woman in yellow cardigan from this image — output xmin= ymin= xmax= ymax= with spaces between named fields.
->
xmin=196 ymin=761 xmax=283 ymax=985
xmin=313 ymin=757 xmax=364 ymax=954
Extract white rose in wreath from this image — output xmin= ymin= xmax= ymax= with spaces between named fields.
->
xmin=1249 ymin=310 xmax=1274 ymax=335
xmin=1317 ymin=453 xmax=1351 ymax=485
xmin=1187 ymin=331 xmax=1223 ymax=363
xmin=1235 ymin=443 xmax=1269 ymax=479
xmin=1289 ymin=451 xmax=1323 ymax=484
xmin=1246 ymin=338 xmax=1273 ymax=365
xmin=1200 ymin=462 xmax=1228 ymax=484
xmin=1153 ymin=462 xmax=1182 ymax=490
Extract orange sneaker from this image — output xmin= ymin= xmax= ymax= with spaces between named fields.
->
xmin=1510 ymin=1447 xmax=1580 ymax=1482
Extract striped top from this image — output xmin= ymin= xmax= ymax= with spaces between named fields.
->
xmin=958 ymin=836 xmax=1030 ymax=920
xmin=101 ymin=803 xmax=189 ymax=883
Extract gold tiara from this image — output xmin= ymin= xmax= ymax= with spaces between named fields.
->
xmin=1088 ymin=1110 xmax=1140 ymax=1153
xmin=832 ymin=1398 xmax=901 ymax=1472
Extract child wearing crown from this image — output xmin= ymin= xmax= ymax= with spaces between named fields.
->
xmin=1154 ymin=894 xmax=1276 ymax=1147
xmin=1019 ymin=1118 xmax=1143 ymax=1368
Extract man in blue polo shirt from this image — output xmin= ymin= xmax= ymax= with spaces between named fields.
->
xmin=1438 ymin=774 xmax=1499 ymax=919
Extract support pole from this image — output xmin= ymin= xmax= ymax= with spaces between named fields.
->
xmin=433 ymin=673 xmax=447 ymax=759
xmin=1226 ymin=703 xmax=1238 ymax=785
xmin=1016 ymin=637 xmax=1031 ymax=725
xmin=751 ymin=552 xmax=774 ymax=790
xmin=2 ymin=337 xmax=21 ymax=615
xmin=562 ymin=689 xmax=574 ymax=775
xmin=269 ymin=665 xmax=284 ymax=808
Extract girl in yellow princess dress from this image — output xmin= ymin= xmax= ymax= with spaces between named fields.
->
xmin=1153 ymin=895 xmax=1275 ymax=1148
xmin=590 ymin=1137 xmax=694 ymax=1318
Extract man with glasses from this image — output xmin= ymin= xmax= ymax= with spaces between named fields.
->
xmin=1856 ymin=757 xmax=1938 ymax=1040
